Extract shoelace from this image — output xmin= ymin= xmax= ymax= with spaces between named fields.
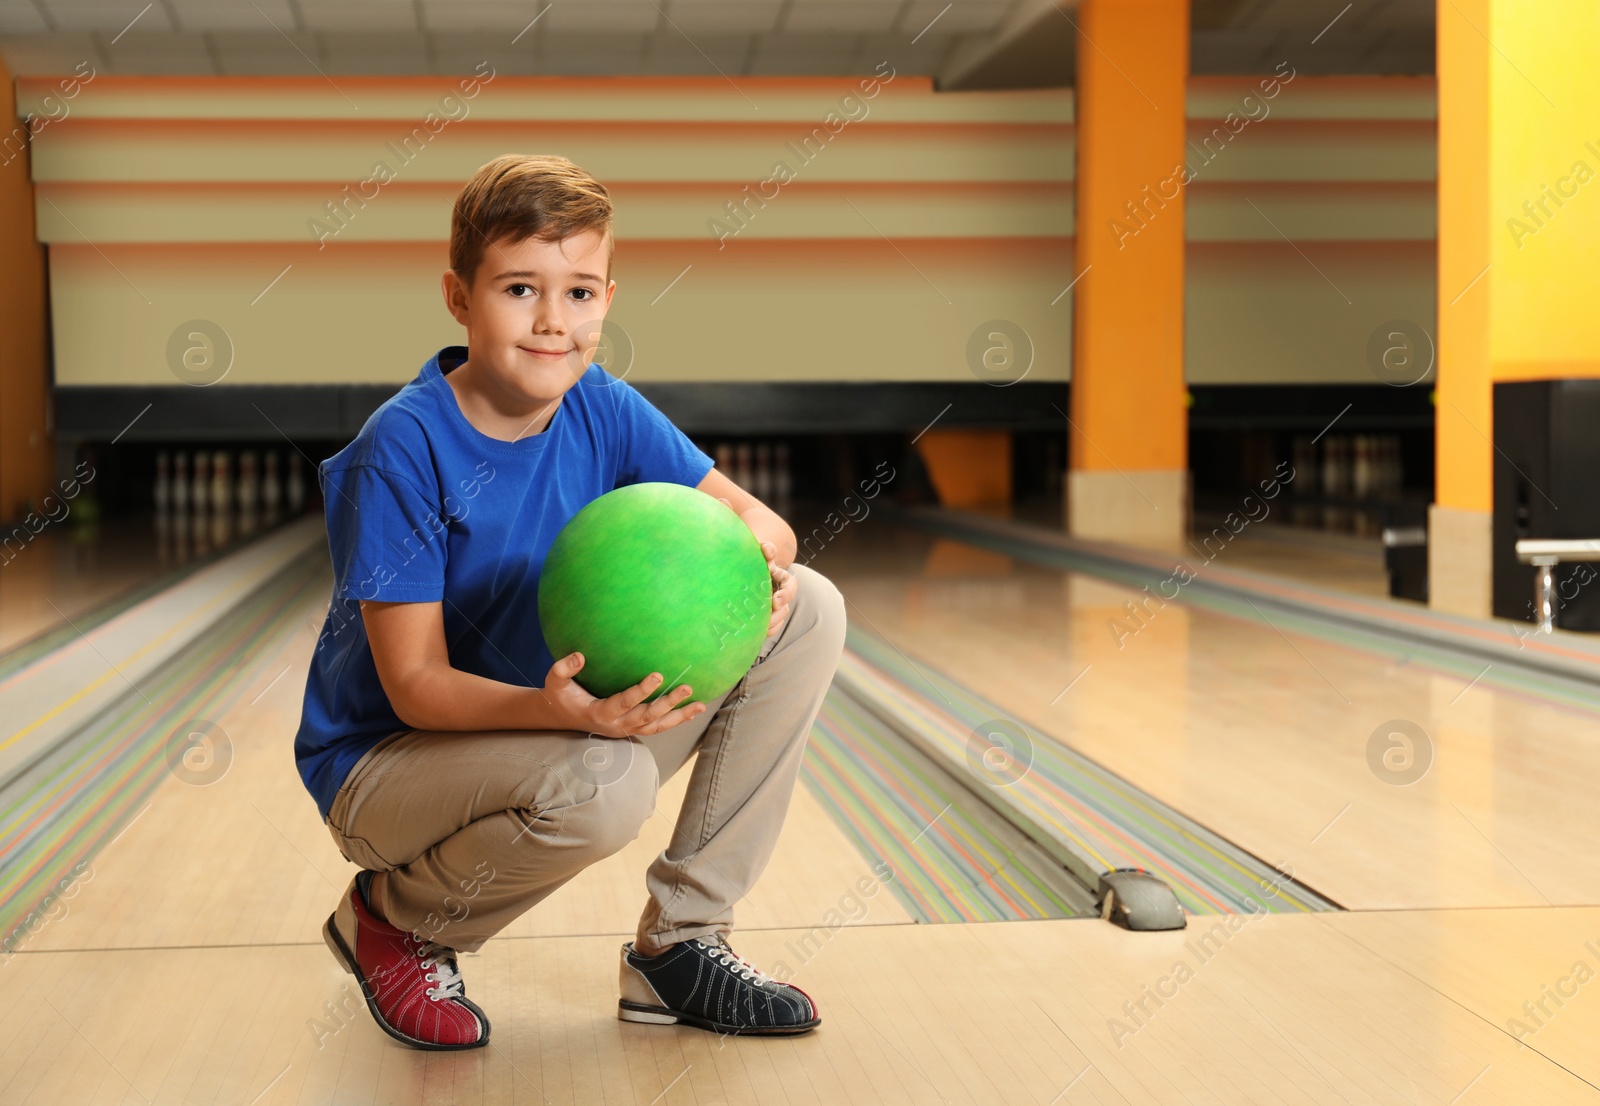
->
xmin=696 ymin=936 xmax=773 ymax=986
xmin=417 ymin=940 xmax=466 ymax=1001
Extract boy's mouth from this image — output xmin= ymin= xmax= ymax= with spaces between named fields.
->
xmin=518 ymin=345 xmax=573 ymax=361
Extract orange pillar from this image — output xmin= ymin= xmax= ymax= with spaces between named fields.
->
xmin=1430 ymin=0 xmax=1493 ymax=615
xmin=0 ymin=57 xmax=54 ymax=523
xmin=1432 ymin=0 xmax=1600 ymax=616
xmin=1068 ymin=0 xmax=1190 ymax=550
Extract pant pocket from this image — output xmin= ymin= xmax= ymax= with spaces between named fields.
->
xmin=326 ymin=818 xmax=393 ymax=871
xmin=325 ymin=788 xmax=392 ymax=870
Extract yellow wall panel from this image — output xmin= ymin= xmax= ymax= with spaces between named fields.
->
xmin=15 ymin=75 xmax=1074 ymax=125
xmin=1186 ymin=241 xmax=1436 ymax=384
xmin=25 ymin=73 xmax=1443 ymax=391
xmin=48 ymin=238 xmax=1074 ymax=387
xmin=30 ymin=122 xmax=1073 ymax=186
xmin=1180 ymin=120 xmax=1436 ymax=183
xmin=1188 ymin=76 xmax=1436 ymax=121
xmin=1487 ymin=0 xmax=1600 ymax=365
xmin=42 ymin=178 xmax=1435 ymax=246
xmin=34 ymin=181 xmax=1075 ymax=244
xmin=1186 ymin=182 xmax=1435 ymax=241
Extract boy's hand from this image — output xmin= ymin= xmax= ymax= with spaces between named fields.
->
xmin=541 ymin=652 xmax=706 ymax=738
xmin=763 ymin=541 xmax=797 ymax=639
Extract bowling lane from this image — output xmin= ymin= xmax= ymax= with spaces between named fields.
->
xmin=807 ymin=509 xmax=1600 ymax=911
xmin=4 ymin=910 xmax=1597 ymax=1104
xmin=0 ymin=510 xmax=310 ymax=662
xmin=0 ymin=516 xmax=174 ymax=657
xmin=17 ymin=559 xmax=914 ymax=957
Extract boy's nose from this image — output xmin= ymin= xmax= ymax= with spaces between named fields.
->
xmin=531 ymin=309 xmax=566 ymax=333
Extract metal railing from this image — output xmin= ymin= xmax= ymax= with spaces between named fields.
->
xmin=1514 ymin=539 xmax=1600 ymax=633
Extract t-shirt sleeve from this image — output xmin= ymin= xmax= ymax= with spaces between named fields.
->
xmin=609 ymin=377 xmax=715 ymax=489
xmin=322 ymin=463 xmax=449 ymax=603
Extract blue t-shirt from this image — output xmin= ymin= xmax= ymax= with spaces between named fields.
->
xmin=293 ymin=345 xmax=715 ymax=820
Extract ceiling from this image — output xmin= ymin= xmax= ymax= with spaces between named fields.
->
xmin=0 ymin=0 xmax=1435 ymax=87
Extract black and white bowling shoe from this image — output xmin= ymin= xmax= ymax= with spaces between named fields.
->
xmin=618 ymin=933 xmax=821 ymax=1035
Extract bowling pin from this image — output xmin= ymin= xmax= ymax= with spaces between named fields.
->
xmin=1320 ymin=437 xmax=1345 ymax=531
xmin=775 ymin=442 xmax=793 ymax=511
xmin=172 ymin=451 xmax=190 ymax=512
xmin=714 ymin=442 xmax=733 ymax=478
xmin=753 ymin=442 xmax=774 ymax=502
xmin=235 ymin=451 xmax=258 ymax=536
xmin=1292 ymin=437 xmax=1314 ymax=495
xmin=262 ymin=450 xmax=282 ymax=522
xmin=154 ymin=450 xmax=171 ymax=513
xmin=734 ymin=442 xmax=753 ymax=492
xmin=192 ymin=503 xmax=212 ymax=556
xmin=1351 ymin=434 xmax=1372 ymax=499
xmin=211 ymin=450 xmax=232 ymax=513
xmin=286 ymin=452 xmax=306 ymax=514
xmin=192 ymin=451 xmax=211 ymax=518
xmin=172 ymin=508 xmax=191 ymax=563
xmin=237 ymin=450 xmax=259 ymax=514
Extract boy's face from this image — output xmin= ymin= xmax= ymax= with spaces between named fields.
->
xmin=442 ymin=228 xmax=616 ymax=407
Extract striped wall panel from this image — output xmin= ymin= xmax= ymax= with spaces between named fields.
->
xmin=16 ymin=74 xmax=1437 ymax=388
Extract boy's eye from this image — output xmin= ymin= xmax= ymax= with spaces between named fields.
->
xmin=507 ymin=283 xmax=533 ymax=298
xmin=571 ymin=288 xmax=594 ymax=301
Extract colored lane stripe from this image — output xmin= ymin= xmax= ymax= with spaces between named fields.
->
xmin=902 ymin=508 xmax=1600 ymax=716
xmin=836 ymin=626 xmax=1338 ymax=915
xmin=0 ymin=552 xmax=325 ymax=954
xmin=0 ymin=520 xmax=1315 ymax=943
xmin=802 ymin=686 xmax=1087 ymax=924
xmin=0 ymin=534 xmax=259 ymax=685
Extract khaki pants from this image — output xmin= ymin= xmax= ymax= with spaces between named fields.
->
xmin=323 ymin=563 xmax=847 ymax=954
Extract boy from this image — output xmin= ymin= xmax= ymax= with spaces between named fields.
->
xmin=294 ymin=153 xmax=847 ymax=1050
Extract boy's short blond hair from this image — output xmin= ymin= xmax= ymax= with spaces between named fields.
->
xmin=450 ymin=154 xmax=614 ymax=286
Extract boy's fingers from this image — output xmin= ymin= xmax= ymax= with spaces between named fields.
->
xmin=636 ymin=684 xmax=694 ymax=724
xmin=605 ymin=672 xmax=664 ymax=716
xmin=639 ymin=702 xmax=707 ymax=734
xmin=619 ymin=685 xmax=691 ymax=731
xmin=546 ymin=651 xmax=584 ymax=686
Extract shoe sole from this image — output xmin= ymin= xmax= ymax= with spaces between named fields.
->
xmin=617 ymin=998 xmax=820 ymax=1036
xmin=322 ymin=912 xmax=490 ymax=1051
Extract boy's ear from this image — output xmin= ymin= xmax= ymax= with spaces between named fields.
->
xmin=441 ymin=269 xmax=472 ymax=327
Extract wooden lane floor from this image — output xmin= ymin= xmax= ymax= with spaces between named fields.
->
xmin=0 ymin=516 xmax=177 ymax=658
xmin=3 ymin=908 xmax=1598 ymax=1103
xmin=0 ymin=511 xmax=298 ymax=660
xmin=5 ymin=522 xmax=1600 ymax=1102
xmin=808 ymin=513 xmax=1600 ymax=912
xmin=11 ymin=571 xmax=915 ymax=956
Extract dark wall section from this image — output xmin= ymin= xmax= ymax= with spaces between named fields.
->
xmin=1188 ymin=383 xmax=1435 ymax=535
xmin=56 ymin=381 xmax=1072 ymax=444
xmin=1492 ymin=380 xmax=1600 ymax=629
xmin=57 ymin=381 xmax=1440 ymax=534
xmin=55 ymin=381 xmax=1069 ymax=516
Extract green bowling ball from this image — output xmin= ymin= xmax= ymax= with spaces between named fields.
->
xmin=538 ymin=482 xmax=773 ymax=704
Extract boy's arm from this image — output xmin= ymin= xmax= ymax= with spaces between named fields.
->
xmin=696 ymin=466 xmax=799 ymax=638
xmin=361 ymin=600 xmax=706 ymax=737
xmin=697 ymin=465 xmax=795 ymax=567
